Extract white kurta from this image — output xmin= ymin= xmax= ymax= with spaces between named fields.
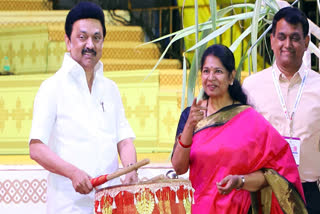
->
xmin=29 ymin=53 xmax=135 ymax=214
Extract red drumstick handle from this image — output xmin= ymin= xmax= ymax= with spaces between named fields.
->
xmin=90 ymin=174 xmax=108 ymax=187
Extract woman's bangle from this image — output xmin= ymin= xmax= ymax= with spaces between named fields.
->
xmin=177 ymin=135 xmax=192 ymax=148
xmin=236 ymin=175 xmax=245 ymax=190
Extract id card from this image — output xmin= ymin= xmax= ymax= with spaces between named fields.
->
xmin=284 ymin=137 xmax=301 ymax=166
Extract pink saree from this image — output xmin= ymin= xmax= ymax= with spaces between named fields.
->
xmin=189 ymin=105 xmax=305 ymax=214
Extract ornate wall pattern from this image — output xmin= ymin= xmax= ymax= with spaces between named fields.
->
xmin=47 ymin=41 xmax=66 ymax=73
xmin=0 ymin=69 xmax=183 ymax=155
xmin=0 ymin=75 xmax=46 ymax=154
xmin=0 ymin=166 xmax=49 ymax=213
xmin=0 ymin=179 xmax=46 ymax=204
xmin=0 ymin=25 xmax=48 ymax=74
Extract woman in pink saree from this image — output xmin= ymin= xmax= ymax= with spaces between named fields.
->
xmin=171 ymin=44 xmax=307 ymax=213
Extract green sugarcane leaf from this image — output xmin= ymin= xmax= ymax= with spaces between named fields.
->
xmin=263 ymin=0 xmax=279 ymax=12
xmin=217 ymin=3 xmax=255 ymax=18
xmin=194 ymin=0 xmax=200 ymax=94
xmin=141 ymin=10 xmax=258 ymax=49
xmin=229 ymin=25 xmax=252 ymax=52
xmin=209 ymin=0 xmax=217 ymax=43
xmin=236 ymin=43 xmax=250 ymax=80
xmin=187 ymin=28 xmax=212 ymax=106
xmin=308 ymin=42 xmax=320 ymax=59
xmin=250 ymin=0 xmax=263 ymax=73
xmin=186 ymin=19 xmax=238 ymax=53
xmin=181 ymin=54 xmax=187 ymax=111
xmin=142 ymin=10 xmax=260 ymax=77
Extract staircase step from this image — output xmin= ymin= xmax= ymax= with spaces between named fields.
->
xmin=0 ymin=10 xmax=130 ymax=26
xmin=101 ymin=59 xmax=181 ymax=71
xmin=47 ymin=41 xmax=179 ymax=72
xmin=102 ymin=42 xmax=160 ymax=59
xmin=1 ymin=10 xmax=180 ymax=74
xmin=105 ymin=26 xmax=144 ymax=42
xmin=49 ymin=24 xmax=144 ymax=42
xmin=0 ymin=11 xmax=68 ymax=24
xmin=0 ymin=0 xmax=52 ymax=10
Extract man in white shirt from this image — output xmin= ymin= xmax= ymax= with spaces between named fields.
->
xmin=243 ymin=7 xmax=320 ymax=214
xmin=29 ymin=2 xmax=138 ymax=213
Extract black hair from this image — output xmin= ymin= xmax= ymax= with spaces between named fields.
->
xmin=65 ymin=1 xmax=106 ymax=40
xmin=200 ymin=44 xmax=247 ymax=105
xmin=272 ymin=7 xmax=309 ymax=37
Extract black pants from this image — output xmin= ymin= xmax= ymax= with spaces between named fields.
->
xmin=302 ymin=182 xmax=320 ymax=214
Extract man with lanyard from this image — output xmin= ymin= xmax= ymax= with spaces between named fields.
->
xmin=28 ymin=2 xmax=138 ymax=213
xmin=243 ymin=7 xmax=320 ymax=214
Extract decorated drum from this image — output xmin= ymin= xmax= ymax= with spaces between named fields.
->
xmin=94 ymin=179 xmax=194 ymax=214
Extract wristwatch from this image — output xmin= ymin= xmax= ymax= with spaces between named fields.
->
xmin=236 ymin=175 xmax=245 ymax=190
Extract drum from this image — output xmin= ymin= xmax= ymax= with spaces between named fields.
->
xmin=94 ymin=179 xmax=194 ymax=214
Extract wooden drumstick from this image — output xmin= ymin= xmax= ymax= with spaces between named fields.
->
xmin=90 ymin=158 xmax=150 ymax=187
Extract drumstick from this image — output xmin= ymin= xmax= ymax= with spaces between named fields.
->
xmin=90 ymin=159 xmax=150 ymax=187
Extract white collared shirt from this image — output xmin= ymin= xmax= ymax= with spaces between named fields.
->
xmin=29 ymin=53 xmax=135 ymax=213
xmin=243 ymin=62 xmax=320 ymax=183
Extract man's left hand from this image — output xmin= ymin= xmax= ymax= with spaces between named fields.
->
xmin=121 ymin=170 xmax=138 ymax=184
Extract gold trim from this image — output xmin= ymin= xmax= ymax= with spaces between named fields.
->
xmin=136 ymin=189 xmax=155 ymax=214
xmin=251 ymin=169 xmax=308 ymax=214
xmin=183 ymin=198 xmax=191 ymax=214
xmin=194 ymin=105 xmax=250 ymax=133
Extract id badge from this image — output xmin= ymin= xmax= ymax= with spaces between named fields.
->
xmin=284 ymin=137 xmax=301 ymax=165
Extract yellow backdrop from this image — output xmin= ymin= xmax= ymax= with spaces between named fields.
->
xmin=0 ymin=69 xmax=184 ymax=158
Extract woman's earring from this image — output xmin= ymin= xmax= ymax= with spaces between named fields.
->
xmin=230 ymin=81 xmax=233 ymax=86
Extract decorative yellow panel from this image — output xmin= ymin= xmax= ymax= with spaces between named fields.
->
xmin=158 ymin=69 xmax=185 ymax=151
xmin=158 ymin=91 xmax=181 ymax=151
xmin=47 ymin=41 xmax=66 ymax=73
xmin=106 ymin=70 xmax=159 ymax=153
xmin=0 ymin=25 xmax=48 ymax=74
xmin=0 ymin=74 xmax=50 ymax=154
xmin=0 ymin=70 xmax=184 ymax=155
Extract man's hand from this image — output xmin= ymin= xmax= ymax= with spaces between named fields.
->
xmin=70 ymin=168 xmax=93 ymax=194
xmin=118 ymin=138 xmax=138 ymax=185
xmin=29 ymin=140 xmax=94 ymax=194
xmin=121 ymin=170 xmax=138 ymax=185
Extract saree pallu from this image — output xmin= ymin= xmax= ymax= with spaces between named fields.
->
xmin=189 ymin=105 xmax=306 ymax=214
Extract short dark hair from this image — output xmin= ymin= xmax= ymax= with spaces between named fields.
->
xmin=65 ymin=1 xmax=106 ymax=39
xmin=200 ymin=44 xmax=247 ymax=105
xmin=272 ymin=7 xmax=309 ymax=37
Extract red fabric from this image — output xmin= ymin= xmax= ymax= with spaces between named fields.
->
xmin=95 ymin=185 xmax=193 ymax=213
xmin=91 ymin=174 xmax=108 ymax=187
xmin=189 ymin=107 xmax=305 ymax=214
